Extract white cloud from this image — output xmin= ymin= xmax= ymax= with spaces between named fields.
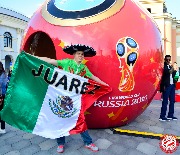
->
xmin=60 ymin=0 xmax=68 ymax=4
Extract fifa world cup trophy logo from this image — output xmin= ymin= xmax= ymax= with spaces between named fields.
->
xmin=116 ymin=37 xmax=139 ymax=92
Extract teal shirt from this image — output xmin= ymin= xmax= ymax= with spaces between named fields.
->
xmin=174 ymin=71 xmax=179 ymax=81
xmin=57 ymin=59 xmax=92 ymax=78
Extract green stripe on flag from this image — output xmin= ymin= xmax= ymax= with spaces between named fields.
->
xmin=1 ymin=51 xmax=55 ymax=132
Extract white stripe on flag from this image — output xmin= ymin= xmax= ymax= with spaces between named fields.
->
xmin=32 ymin=67 xmax=88 ymax=139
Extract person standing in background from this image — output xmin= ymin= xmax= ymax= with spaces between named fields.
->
xmin=159 ymin=55 xmax=178 ymax=121
xmin=0 ymin=62 xmax=8 ymax=133
xmin=7 ymin=70 xmax=12 ymax=85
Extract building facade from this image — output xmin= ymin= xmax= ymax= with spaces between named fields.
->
xmin=138 ymin=0 xmax=180 ymax=65
xmin=0 ymin=7 xmax=29 ymax=72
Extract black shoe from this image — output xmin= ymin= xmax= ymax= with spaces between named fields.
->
xmin=167 ymin=116 xmax=178 ymax=120
xmin=159 ymin=117 xmax=170 ymax=121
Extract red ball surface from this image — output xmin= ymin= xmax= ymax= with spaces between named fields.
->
xmin=21 ymin=0 xmax=163 ymax=128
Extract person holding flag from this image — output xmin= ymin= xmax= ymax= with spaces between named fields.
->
xmin=36 ymin=44 xmax=109 ymax=153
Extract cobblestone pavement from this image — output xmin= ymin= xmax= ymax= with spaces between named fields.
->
xmin=0 ymin=100 xmax=180 ymax=155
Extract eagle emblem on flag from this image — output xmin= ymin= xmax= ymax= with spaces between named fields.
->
xmin=49 ymin=96 xmax=77 ymax=118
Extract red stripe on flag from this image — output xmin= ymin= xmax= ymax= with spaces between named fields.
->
xmin=69 ymin=79 xmax=112 ymax=135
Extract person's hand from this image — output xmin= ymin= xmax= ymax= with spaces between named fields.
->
xmin=173 ymin=63 xmax=178 ymax=71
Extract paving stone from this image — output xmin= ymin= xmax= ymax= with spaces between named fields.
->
xmin=138 ymin=115 xmax=151 ymax=120
xmin=148 ymin=126 xmax=164 ymax=133
xmin=0 ymin=138 xmax=6 ymax=146
xmin=0 ymin=131 xmax=17 ymax=140
xmin=15 ymin=130 xmax=26 ymax=136
xmin=95 ymin=138 xmax=112 ymax=149
xmin=126 ymin=148 xmax=147 ymax=155
xmin=88 ymin=129 xmax=99 ymax=135
xmin=170 ymin=123 xmax=180 ymax=131
xmin=135 ymin=117 xmax=145 ymax=123
xmin=143 ymin=120 xmax=157 ymax=126
xmin=155 ymin=149 xmax=175 ymax=155
xmin=135 ymin=123 xmax=150 ymax=131
xmin=173 ymin=147 xmax=180 ymax=155
xmin=19 ymin=145 xmax=40 ymax=155
xmin=120 ymin=125 xmax=139 ymax=130
xmin=115 ymin=134 xmax=133 ymax=139
xmin=6 ymin=125 xmax=18 ymax=131
xmin=65 ymin=139 xmax=84 ymax=150
xmin=30 ymin=136 xmax=45 ymax=145
xmin=108 ymin=144 xmax=127 ymax=155
xmin=134 ymin=137 xmax=148 ymax=143
xmin=65 ymin=135 xmax=73 ymax=143
xmin=136 ymin=142 xmax=158 ymax=155
xmin=146 ymin=139 xmax=160 ymax=147
xmin=12 ymin=139 xmax=31 ymax=150
xmin=4 ymin=151 xmax=20 ymax=155
xmin=0 ymin=100 xmax=180 ymax=155
xmin=60 ymin=150 xmax=83 ymax=155
xmin=175 ymin=121 xmax=180 ymax=126
xmin=107 ymin=134 xmax=126 ymax=144
xmin=33 ymin=150 xmax=51 ymax=155
xmin=150 ymin=112 xmax=160 ymax=118
xmin=89 ymin=149 xmax=118 ymax=155
xmin=126 ymin=121 xmax=139 ymax=127
xmin=0 ymin=145 xmax=13 ymax=155
xmin=96 ymin=130 xmax=112 ymax=139
xmin=104 ymin=129 xmax=113 ymax=134
xmin=39 ymin=139 xmax=56 ymax=150
xmin=157 ymin=122 xmax=172 ymax=128
xmin=121 ymin=138 xmax=139 ymax=149
xmin=143 ymin=110 xmax=152 ymax=116
xmin=163 ymin=129 xmax=180 ymax=135
xmin=23 ymin=133 xmax=36 ymax=139
xmin=5 ymin=135 xmax=22 ymax=145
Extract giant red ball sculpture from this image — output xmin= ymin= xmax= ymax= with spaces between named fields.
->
xmin=21 ymin=0 xmax=163 ymax=128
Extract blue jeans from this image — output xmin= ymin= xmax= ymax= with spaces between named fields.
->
xmin=57 ymin=130 xmax=92 ymax=146
xmin=160 ymin=84 xmax=175 ymax=118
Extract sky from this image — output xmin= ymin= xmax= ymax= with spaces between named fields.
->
xmin=0 ymin=0 xmax=179 ymax=20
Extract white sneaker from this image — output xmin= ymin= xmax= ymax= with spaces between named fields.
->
xmin=57 ymin=145 xmax=64 ymax=153
xmin=0 ymin=129 xmax=6 ymax=134
xmin=85 ymin=143 xmax=99 ymax=152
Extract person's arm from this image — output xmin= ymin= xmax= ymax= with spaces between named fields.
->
xmin=169 ymin=67 xmax=174 ymax=74
xmin=35 ymin=56 xmax=58 ymax=66
xmin=169 ymin=63 xmax=178 ymax=74
xmin=90 ymin=75 xmax=109 ymax=86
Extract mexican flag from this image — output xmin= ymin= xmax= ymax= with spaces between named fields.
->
xmin=1 ymin=51 xmax=111 ymax=139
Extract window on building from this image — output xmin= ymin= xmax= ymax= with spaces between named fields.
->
xmin=147 ymin=8 xmax=151 ymax=13
xmin=4 ymin=32 xmax=12 ymax=48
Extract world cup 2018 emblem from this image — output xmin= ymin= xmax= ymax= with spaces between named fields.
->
xmin=49 ymin=96 xmax=77 ymax=118
xmin=116 ymin=37 xmax=139 ymax=92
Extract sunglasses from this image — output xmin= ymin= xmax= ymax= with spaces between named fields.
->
xmin=165 ymin=59 xmax=171 ymax=61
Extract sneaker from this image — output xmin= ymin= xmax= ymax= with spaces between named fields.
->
xmin=167 ymin=116 xmax=178 ymax=120
xmin=0 ymin=129 xmax=6 ymax=134
xmin=85 ymin=143 xmax=99 ymax=152
xmin=57 ymin=145 xmax=64 ymax=153
xmin=159 ymin=117 xmax=170 ymax=122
